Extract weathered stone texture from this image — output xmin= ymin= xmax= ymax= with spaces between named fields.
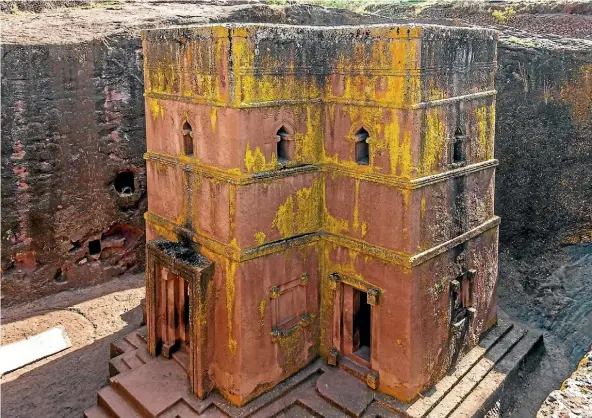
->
xmin=1 ymin=37 xmax=147 ymax=304
xmin=537 ymin=348 xmax=592 ymax=418
xmin=0 ymin=2 xmax=390 ymax=305
xmin=495 ymin=37 xmax=592 ymax=254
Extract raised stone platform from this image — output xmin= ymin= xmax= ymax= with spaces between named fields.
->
xmin=84 ymin=321 xmax=541 ymax=418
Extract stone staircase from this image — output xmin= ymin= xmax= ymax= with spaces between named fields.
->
xmin=84 ymin=321 xmax=542 ymax=418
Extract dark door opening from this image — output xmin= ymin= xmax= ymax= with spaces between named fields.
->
xmin=352 ymin=289 xmax=371 ymax=362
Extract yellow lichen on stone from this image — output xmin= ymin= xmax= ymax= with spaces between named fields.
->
xmin=225 ymin=259 xmax=238 ymax=355
xmin=324 ymin=241 xmax=353 ymax=277
xmin=361 ymin=221 xmax=368 ymax=237
xmin=272 ymin=195 xmax=295 ymax=238
xmin=421 ymin=107 xmax=445 ymax=176
xmin=272 ymin=179 xmax=323 ymax=239
xmin=258 ymin=299 xmax=266 ymax=325
xmin=295 ymin=179 xmax=323 ymax=234
xmin=277 ymin=325 xmax=304 ymax=375
xmin=232 ymin=36 xmax=322 ymax=106
xmin=148 ymin=98 xmax=164 ymax=120
xmin=228 ymin=184 xmax=236 ymax=237
xmin=476 ymin=105 xmax=490 ymax=160
xmin=190 ymin=174 xmax=203 ymax=228
xmin=353 ymin=179 xmax=360 ymax=232
xmin=244 ymin=142 xmax=269 ymax=173
xmin=210 ymin=107 xmax=218 ymax=132
xmin=560 ymin=64 xmax=592 ymax=126
xmin=148 ymin=221 xmax=178 ymax=242
xmin=322 ymin=178 xmax=350 ymax=235
xmin=421 ymin=197 xmax=426 ymax=220
xmin=254 ymin=231 xmax=266 ymax=246
xmin=294 ymin=105 xmax=323 ymax=163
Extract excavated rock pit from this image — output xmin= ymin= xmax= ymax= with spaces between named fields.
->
xmin=1 ymin=1 xmax=591 ymax=417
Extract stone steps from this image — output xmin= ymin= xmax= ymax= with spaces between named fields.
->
xmin=401 ymin=322 xmax=515 ymax=418
xmin=339 ymin=355 xmax=372 ymax=381
xmin=108 ymin=327 xmax=149 ymax=378
xmin=83 ymin=405 xmax=112 ymax=418
xmin=451 ymin=330 xmax=543 ymax=418
xmin=85 ymin=322 xmax=542 ymax=418
xmin=109 ymin=355 xmax=132 ymax=378
xmin=172 ymin=343 xmax=190 ymax=372
xmin=414 ymin=326 xmax=542 ymax=418
xmin=97 ymin=386 xmax=143 ymax=418
xmin=428 ymin=328 xmax=527 ymax=418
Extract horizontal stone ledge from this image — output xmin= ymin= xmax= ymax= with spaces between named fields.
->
xmin=232 ymin=65 xmax=496 ymax=77
xmin=144 ymin=152 xmax=498 ymax=189
xmin=145 ymin=212 xmax=500 ymax=268
xmin=144 ymin=90 xmax=496 ymax=110
xmin=141 ymin=23 xmax=499 ymax=41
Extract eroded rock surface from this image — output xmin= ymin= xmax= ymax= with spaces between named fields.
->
xmin=1 ymin=37 xmax=147 ymax=303
xmin=537 ymin=348 xmax=592 ymax=418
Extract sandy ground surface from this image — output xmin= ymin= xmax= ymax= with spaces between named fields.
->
xmin=1 ymin=273 xmax=145 ymax=418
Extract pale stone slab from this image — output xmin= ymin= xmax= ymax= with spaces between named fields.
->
xmin=0 ymin=326 xmax=71 ymax=375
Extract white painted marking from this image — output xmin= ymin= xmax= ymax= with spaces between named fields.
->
xmin=0 ymin=326 xmax=72 ymax=375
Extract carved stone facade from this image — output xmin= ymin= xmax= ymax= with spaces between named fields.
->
xmin=141 ymin=23 xmax=499 ymax=406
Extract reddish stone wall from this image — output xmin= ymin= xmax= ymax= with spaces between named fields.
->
xmin=143 ymin=23 xmax=499 ymax=405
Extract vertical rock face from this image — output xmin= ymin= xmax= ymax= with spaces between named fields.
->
xmin=1 ymin=37 xmax=147 ymax=304
xmin=494 ymin=38 xmax=592 ymax=254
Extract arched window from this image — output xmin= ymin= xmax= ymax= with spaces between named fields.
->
xmin=183 ymin=121 xmax=193 ymax=156
xmin=453 ymin=126 xmax=465 ymax=164
xmin=277 ymin=126 xmax=290 ymax=163
xmin=355 ymin=128 xmax=369 ymax=165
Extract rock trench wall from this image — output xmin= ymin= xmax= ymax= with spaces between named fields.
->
xmin=495 ymin=39 xmax=592 ymax=256
xmin=1 ymin=37 xmax=147 ymax=303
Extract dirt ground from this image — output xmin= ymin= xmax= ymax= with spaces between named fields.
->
xmin=1 ymin=274 xmax=145 ymax=418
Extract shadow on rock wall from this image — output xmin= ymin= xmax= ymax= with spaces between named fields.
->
xmin=495 ymin=44 xmax=592 ymax=255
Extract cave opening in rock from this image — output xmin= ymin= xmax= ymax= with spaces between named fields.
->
xmin=53 ymin=268 xmax=65 ymax=282
xmin=88 ymin=239 xmax=101 ymax=255
xmin=114 ymin=171 xmax=135 ymax=195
